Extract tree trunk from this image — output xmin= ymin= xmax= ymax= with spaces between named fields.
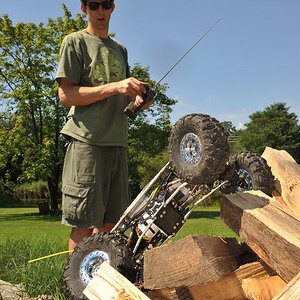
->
xmin=47 ymin=163 xmax=60 ymax=212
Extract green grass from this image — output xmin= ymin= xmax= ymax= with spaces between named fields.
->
xmin=0 ymin=206 xmax=70 ymax=299
xmin=0 ymin=237 xmax=69 ymax=299
xmin=0 ymin=207 xmax=70 ymax=242
xmin=174 ymin=206 xmax=240 ymax=241
xmin=0 ymin=205 xmax=238 ymax=299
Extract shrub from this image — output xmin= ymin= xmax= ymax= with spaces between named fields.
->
xmin=13 ymin=181 xmax=50 ymax=204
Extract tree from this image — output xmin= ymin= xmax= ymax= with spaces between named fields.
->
xmin=220 ymin=121 xmax=236 ymax=136
xmin=239 ymin=102 xmax=300 ymax=162
xmin=220 ymin=121 xmax=246 ymax=154
xmin=0 ymin=7 xmax=87 ymax=210
xmin=0 ymin=7 xmax=177 ymax=205
xmin=127 ymin=64 xmax=177 ymax=197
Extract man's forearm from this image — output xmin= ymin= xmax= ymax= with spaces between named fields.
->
xmin=58 ymin=82 xmax=120 ymax=107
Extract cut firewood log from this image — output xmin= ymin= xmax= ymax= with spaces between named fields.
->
xmin=187 ymin=260 xmax=286 ymax=300
xmin=221 ymin=190 xmax=300 ymax=282
xmin=143 ymin=235 xmax=240 ymax=290
xmin=83 ymin=262 xmax=150 ymax=300
xmin=262 ymin=147 xmax=300 ymax=220
xmin=241 ymin=275 xmax=286 ymax=300
xmin=143 ymin=287 xmax=193 ymax=300
xmin=273 ymin=272 xmax=300 ymax=300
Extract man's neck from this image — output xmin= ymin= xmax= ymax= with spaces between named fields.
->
xmin=86 ymin=25 xmax=109 ymax=38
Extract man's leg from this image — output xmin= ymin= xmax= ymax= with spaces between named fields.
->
xmin=69 ymin=227 xmax=93 ymax=251
xmin=92 ymin=223 xmax=115 ymax=234
xmin=69 ymin=223 xmax=115 ymax=251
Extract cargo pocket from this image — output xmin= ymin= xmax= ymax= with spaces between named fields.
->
xmin=62 ymin=182 xmax=95 ymax=222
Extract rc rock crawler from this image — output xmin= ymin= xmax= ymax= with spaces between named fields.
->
xmin=63 ymin=113 xmax=274 ymax=300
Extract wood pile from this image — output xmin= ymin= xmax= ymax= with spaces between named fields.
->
xmin=141 ymin=147 xmax=300 ymax=299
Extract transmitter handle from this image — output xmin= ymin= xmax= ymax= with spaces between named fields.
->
xmin=124 ymin=84 xmax=156 ymax=120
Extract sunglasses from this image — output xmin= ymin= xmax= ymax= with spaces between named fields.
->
xmin=87 ymin=1 xmax=113 ymax=10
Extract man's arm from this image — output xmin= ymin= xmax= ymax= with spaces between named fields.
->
xmin=58 ymin=77 xmax=148 ymax=108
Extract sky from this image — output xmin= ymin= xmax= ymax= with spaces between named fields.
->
xmin=1 ymin=0 xmax=300 ymax=128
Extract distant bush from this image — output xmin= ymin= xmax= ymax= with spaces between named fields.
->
xmin=13 ymin=181 xmax=50 ymax=204
xmin=0 ymin=180 xmax=20 ymax=206
xmin=199 ymin=190 xmax=222 ymax=207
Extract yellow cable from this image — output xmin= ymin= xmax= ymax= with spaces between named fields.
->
xmin=28 ymin=188 xmax=161 ymax=264
xmin=28 ymin=250 xmax=74 ymax=263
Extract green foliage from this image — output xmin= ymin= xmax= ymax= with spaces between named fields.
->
xmin=128 ymin=64 xmax=177 ymax=196
xmin=220 ymin=121 xmax=247 ymax=154
xmin=227 ymin=130 xmax=247 ymax=155
xmin=137 ymin=150 xmax=169 ymax=188
xmin=13 ymin=181 xmax=50 ymax=204
xmin=0 ymin=179 xmax=18 ymax=206
xmin=239 ymin=102 xmax=300 ymax=162
xmin=0 ymin=9 xmax=177 ymax=202
xmin=0 ymin=7 xmax=87 ymax=209
xmin=220 ymin=121 xmax=236 ymax=136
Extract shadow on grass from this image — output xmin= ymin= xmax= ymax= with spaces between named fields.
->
xmin=188 ymin=210 xmax=220 ymax=219
xmin=0 ymin=211 xmax=62 ymax=222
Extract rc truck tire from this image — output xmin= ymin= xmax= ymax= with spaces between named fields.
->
xmin=63 ymin=232 xmax=137 ymax=300
xmin=222 ymin=151 xmax=274 ymax=196
xmin=168 ymin=114 xmax=229 ymax=184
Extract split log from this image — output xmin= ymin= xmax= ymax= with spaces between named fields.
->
xmin=83 ymin=262 xmax=150 ymax=300
xmin=187 ymin=260 xmax=286 ymax=300
xmin=221 ymin=190 xmax=300 ymax=282
xmin=143 ymin=235 xmax=240 ymax=290
xmin=273 ymin=272 xmax=300 ymax=300
xmin=142 ymin=288 xmax=172 ymax=300
xmin=262 ymin=147 xmax=300 ymax=220
xmin=241 ymin=275 xmax=286 ymax=300
xmin=143 ymin=287 xmax=193 ymax=300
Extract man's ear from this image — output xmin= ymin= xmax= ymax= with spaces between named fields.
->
xmin=81 ymin=4 xmax=87 ymax=15
xmin=111 ymin=2 xmax=115 ymax=13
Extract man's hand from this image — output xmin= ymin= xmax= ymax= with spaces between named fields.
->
xmin=134 ymin=94 xmax=154 ymax=110
xmin=116 ymin=77 xmax=147 ymax=99
xmin=117 ymin=77 xmax=154 ymax=110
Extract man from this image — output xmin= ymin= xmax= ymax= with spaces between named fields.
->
xmin=56 ymin=0 xmax=153 ymax=251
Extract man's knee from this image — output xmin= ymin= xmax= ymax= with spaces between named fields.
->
xmin=92 ymin=223 xmax=115 ymax=234
xmin=71 ymin=227 xmax=93 ymax=240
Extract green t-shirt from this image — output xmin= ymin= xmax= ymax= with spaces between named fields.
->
xmin=56 ymin=30 xmax=130 ymax=147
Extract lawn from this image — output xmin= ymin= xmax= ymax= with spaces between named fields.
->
xmin=0 ymin=207 xmax=70 ymax=243
xmin=0 ymin=205 xmax=239 ymax=298
xmin=0 ymin=205 xmax=238 ymax=242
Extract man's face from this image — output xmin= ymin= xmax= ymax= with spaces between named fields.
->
xmin=82 ymin=0 xmax=115 ymax=32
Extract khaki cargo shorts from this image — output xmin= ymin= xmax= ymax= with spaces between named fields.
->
xmin=61 ymin=139 xmax=129 ymax=228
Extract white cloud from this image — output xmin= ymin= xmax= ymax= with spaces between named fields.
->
xmin=175 ymin=97 xmax=199 ymax=109
xmin=237 ymin=122 xmax=245 ymax=130
xmin=221 ymin=113 xmax=246 ymax=120
xmin=208 ymin=95 xmax=214 ymax=102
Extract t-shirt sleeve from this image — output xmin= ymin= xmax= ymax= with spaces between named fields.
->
xmin=55 ymin=36 xmax=82 ymax=85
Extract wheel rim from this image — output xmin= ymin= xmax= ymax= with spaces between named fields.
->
xmin=236 ymin=169 xmax=253 ymax=191
xmin=180 ymin=133 xmax=203 ymax=165
xmin=80 ymin=250 xmax=110 ymax=285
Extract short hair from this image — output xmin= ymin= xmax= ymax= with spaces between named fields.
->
xmin=81 ymin=0 xmax=114 ymax=7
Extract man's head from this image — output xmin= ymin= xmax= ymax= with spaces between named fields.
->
xmin=80 ymin=0 xmax=114 ymax=8
xmin=81 ymin=0 xmax=115 ymax=37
